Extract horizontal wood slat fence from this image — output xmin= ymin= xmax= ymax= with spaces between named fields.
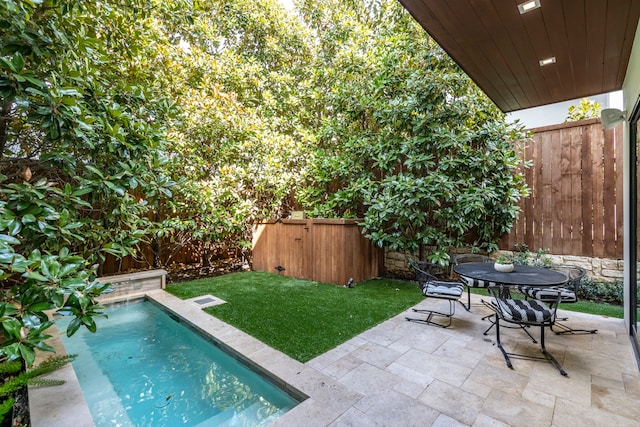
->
xmin=500 ymin=118 xmax=624 ymax=259
xmin=252 ymin=219 xmax=383 ymax=285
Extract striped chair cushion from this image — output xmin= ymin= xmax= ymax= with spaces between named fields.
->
xmin=424 ymin=281 xmax=464 ymax=299
xmin=493 ymin=298 xmax=554 ymax=323
xmin=518 ymin=286 xmax=576 ymax=303
xmin=459 ymin=275 xmax=496 ymax=288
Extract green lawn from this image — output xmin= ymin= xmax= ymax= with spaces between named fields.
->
xmin=166 ymin=271 xmax=423 ymax=362
xmin=167 ymin=271 xmax=624 ymax=363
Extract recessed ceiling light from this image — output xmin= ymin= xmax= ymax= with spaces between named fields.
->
xmin=539 ymin=56 xmax=556 ymax=66
xmin=518 ymin=0 xmax=541 ymax=14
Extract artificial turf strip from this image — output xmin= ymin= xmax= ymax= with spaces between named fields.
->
xmin=166 ymin=271 xmax=423 ymax=363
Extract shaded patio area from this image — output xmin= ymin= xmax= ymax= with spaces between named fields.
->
xmin=295 ymin=293 xmax=639 ymax=426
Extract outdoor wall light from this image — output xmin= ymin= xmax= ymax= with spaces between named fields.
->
xmin=538 ymin=56 xmax=556 ymax=66
xmin=601 ymin=108 xmax=626 ymax=130
xmin=518 ymin=0 xmax=541 ymax=14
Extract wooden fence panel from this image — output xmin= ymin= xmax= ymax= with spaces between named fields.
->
xmin=500 ymin=118 xmax=623 ymax=259
xmin=252 ymin=219 xmax=383 ymax=285
xmin=581 ymin=127 xmax=594 ymax=256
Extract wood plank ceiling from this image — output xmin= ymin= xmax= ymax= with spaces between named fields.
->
xmin=398 ymin=0 xmax=640 ymax=112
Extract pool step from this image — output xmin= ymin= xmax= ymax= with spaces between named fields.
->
xmin=193 ymin=401 xmax=288 ymax=426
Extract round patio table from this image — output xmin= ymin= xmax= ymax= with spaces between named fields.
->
xmin=453 ymin=262 xmax=568 ymax=287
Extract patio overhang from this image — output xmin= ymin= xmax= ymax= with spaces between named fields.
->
xmin=398 ymin=0 xmax=640 ymax=112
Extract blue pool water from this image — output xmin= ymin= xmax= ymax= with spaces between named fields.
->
xmin=57 ymin=300 xmax=300 ymax=426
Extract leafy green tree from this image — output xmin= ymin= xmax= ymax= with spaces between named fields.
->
xmin=0 ymin=0 xmax=176 ymax=365
xmin=144 ymin=0 xmax=315 ymax=263
xmin=566 ymin=98 xmax=602 ymax=122
xmin=297 ymin=0 xmax=529 ymax=264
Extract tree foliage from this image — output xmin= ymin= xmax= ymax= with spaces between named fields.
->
xmin=0 ymin=0 xmax=176 ymax=365
xmin=296 ymin=0 xmax=529 ymax=263
xmin=0 ymin=0 xmax=532 ymax=367
xmin=154 ymin=0 xmax=314 ymax=264
xmin=566 ymin=97 xmax=602 ymax=122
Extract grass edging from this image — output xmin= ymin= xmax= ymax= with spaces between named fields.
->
xmin=166 ymin=271 xmax=422 ymax=362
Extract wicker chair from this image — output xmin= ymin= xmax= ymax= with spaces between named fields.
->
xmin=517 ymin=265 xmax=597 ymax=335
xmin=406 ymin=259 xmax=465 ymax=328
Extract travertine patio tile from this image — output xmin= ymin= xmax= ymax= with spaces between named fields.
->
xmin=460 ymin=378 xmax=493 ymax=399
xmin=431 ymin=339 xmax=486 ymax=369
xmin=521 ymin=386 xmax=555 ymax=408
xmin=349 ymin=390 xmax=439 ymax=427
xmin=246 ymin=345 xmax=306 ymax=381
xmin=563 ymin=346 xmax=635 ymax=381
xmin=338 ymin=362 xmax=400 ymax=396
xmin=471 ymin=413 xmax=510 ymax=427
xmin=591 ymin=373 xmax=626 ymax=391
xmin=350 ymin=342 xmax=403 ymax=368
xmin=462 ymin=335 xmax=497 ymax=355
xmin=327 ymin=407 xmax=374 ymax=427
xmin=395 ymin=325 xmax=450 ymax=354
xmin=432 ymin=413 xmax=469 ymax=427
xmin=591 ymin=383 xmax=640 ymax=421
xmin=385 ymin=360 xmax=435 ymax=388
xmin=623 ymin=373 xmax=640 ymax=395
xmin=290 ymin=366 xmax=363 ymax=414
xmin=387 ymin=340 xmax=412 ymax=354
xmin=392 ymin=376 xmax=428 ymax=398
xmin=358 ymin=326 xmax=405 ymax=347
xmin=526 ymin=366 xmax=591 ymax=405
xmin=271 ymin=399 xmax=341 ymax=427
xmin=395 ymin=348 xmax=473 ymax=387
xmin=321 ymin=354 xmax=365 ymax=380
xmin=307 ymin=339 xmax=364 ymax=370
xmin=466 ymin=361 xmax=529 ymax=397
xmin=480 ymin=389 xmax=553 ymax=427
xmin=418 ymin=379 xmax=484 ymax=425
xmin=552 ymin=397 xmax=639 ymax=427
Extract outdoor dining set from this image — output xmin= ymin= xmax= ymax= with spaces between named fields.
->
xmin=405 ymin=255 xmax=597 ymax=377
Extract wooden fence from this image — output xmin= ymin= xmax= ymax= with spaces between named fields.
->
xmin=499 ymin=118 xmax=624 ymax=259
xmin=252 ymin=219 xmax=383 ymax=285
xmin=101 ymin=118 xmax=623 ymax=277
xmin=99 ymin=242 xmax=216 ymax=276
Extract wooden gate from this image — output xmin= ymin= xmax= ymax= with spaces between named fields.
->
xmin=252 ymin=219 xmax=383 ymax=285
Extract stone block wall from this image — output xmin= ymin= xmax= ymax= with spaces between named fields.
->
xmin=97 ymin=269 xmax=168 ymax=302
xmin=384 ymin=249 xmax=623 ymax=282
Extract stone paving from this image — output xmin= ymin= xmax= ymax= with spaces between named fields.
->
xmin=33 ymin=290 xmax=640 ymax=427
xmin=288 ymin=294 xmax=640 ymax=427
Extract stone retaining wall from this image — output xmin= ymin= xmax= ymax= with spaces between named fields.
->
xmin=384 ymin=249 xmax=624 ymax=282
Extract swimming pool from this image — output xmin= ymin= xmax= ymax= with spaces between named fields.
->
xmin=56 ymin=300 xmax=301 ymax=426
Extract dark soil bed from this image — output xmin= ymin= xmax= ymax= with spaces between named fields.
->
xmin=9 ymin=388 xmax=27 ymax=427
xmin=165 ymin=257 xmax=247 ymax=284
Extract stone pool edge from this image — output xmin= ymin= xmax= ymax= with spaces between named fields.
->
xmin=29 ymin=289 xmax=363 ymax=427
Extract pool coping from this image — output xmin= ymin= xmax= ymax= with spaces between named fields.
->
xmin=29 ymin=289 xmax=363 ymax=426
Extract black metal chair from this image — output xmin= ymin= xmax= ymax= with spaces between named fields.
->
xmin=406 ymin=259 xmax=465 ymax=328
xmin=485 ymin=285 xmax=568 ymax=376
xmin=517 ymin=265 xmax=597 ymax=335
xmin=454 ymin=253 xmax=495 ymax=311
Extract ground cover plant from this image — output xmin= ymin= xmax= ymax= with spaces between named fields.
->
xmin=166 ymin=271 xmax=422 ymax=362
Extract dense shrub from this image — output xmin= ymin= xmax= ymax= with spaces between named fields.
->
xmin=579 ymin=277 xmax=624 ymax=305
